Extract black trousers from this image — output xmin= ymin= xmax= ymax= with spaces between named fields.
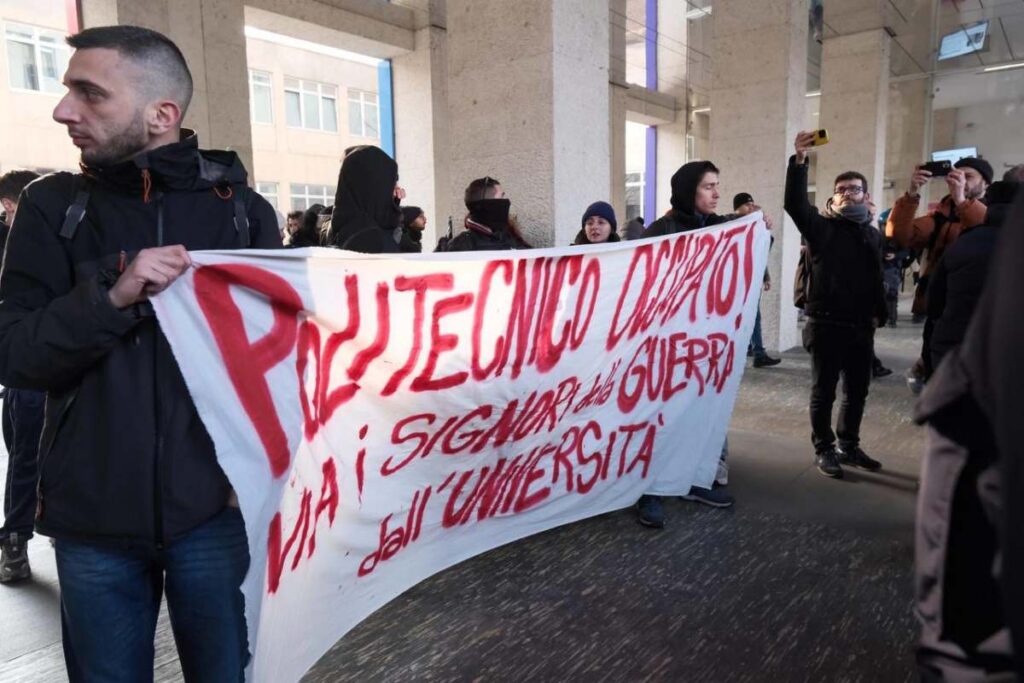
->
xmin=802 ymin=321 xmax=874 ymax=454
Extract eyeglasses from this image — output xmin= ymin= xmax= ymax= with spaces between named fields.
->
xmin=834 ymin=186 xmax=865 ymax=197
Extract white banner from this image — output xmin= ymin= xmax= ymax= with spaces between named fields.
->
xmin=152 ymin=214 xmax=769 ymax=681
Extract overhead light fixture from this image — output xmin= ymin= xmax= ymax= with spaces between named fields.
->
xmin=691 ymin=106 xmax=711 ymax=113
xmin=983 ymin=61 xmax=1024 ymax=73
xmin=805 ymin=91 xmax=821 ymax=98
xmin=685 ymin=7 xmax=712 ymax=20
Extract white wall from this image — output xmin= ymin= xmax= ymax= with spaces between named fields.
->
xmin=943 ymin=100 xmax=1024 ymax=181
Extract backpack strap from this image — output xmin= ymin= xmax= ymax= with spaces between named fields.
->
xmin=232 ymin=187 xmax=250 ymax=248
xmin=59 ymin=176 xmax=90 ymax=240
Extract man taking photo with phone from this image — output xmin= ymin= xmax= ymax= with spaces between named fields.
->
xmin=885 ymin=157 xmax=991 ymax=388
xmin=785 ymin=131 xmax=889 ymax=480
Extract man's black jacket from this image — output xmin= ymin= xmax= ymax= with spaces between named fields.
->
xmin=0 ymin=132 xmax=280 ymax=548
xmin=784 ymin=156 xmax=887 ymax=326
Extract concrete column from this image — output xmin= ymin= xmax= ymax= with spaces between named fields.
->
xmin=710 ymin=0 xmax=808 ymax=353
xmin=78 ymin=0 xmax=254 ymax=176
xmin=816 ymin=29 xmax=891 ymax=208
xmin=393 ymin=25 xmax=450 ymax=248
xmin=883 ymin=78 xmax=930 ymax=209
xmin=445 ymin=0 xmax=609 ymax=247
xmin=608 ymin=0 xmax=628 ymax=221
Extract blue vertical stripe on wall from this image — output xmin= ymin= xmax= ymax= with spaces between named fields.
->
xmin=643 ymin=0 xmax=658 ymax=222
xmin=377 ymin=60 xmax=395 ymax=158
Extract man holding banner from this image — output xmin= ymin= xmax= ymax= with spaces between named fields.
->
xmin=0 ymin=26 xmax=281 ymax=680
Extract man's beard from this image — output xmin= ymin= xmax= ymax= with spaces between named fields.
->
xmin=966 ymin=184 xmax=986 ymax=200
xmin=81 ymin=113 xmax=149 ymax=167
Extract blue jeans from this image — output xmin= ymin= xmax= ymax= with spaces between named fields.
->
xmin=1 ymin=388 xmax=45 ymax=543
xmin=748 ymin=306 xmax=766 ymax=358
xmin=55 ymin=507 xmax=250 ymax=682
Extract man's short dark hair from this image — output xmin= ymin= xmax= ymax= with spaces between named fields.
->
xmin=1004 ymin=164 xmax=1024 ymax=183
xmin=0 ymin=170 xmax=41 ymax=203
xmin=833 ymin=171 xmax=868 ymax=193
xmin=465 ymin=177 xmax=502 ymax=206
xmin=287 ymin=210 xmax=303 ymax=222
xmin=67 ymin=26 xmax=193 ymax=115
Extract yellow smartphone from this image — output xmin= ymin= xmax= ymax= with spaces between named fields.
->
xmin=811 ymin=129 xmax=830 ymax=147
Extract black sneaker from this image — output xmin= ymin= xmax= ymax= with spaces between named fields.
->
xmin=753 ymin=355 xmax=781 ymax=368
xmin=682 ymin=485 xmax=735 ymax=508
xmin=0 ymin=533 xmax=31 ymax=584
xmin=838 ymin=446 xmax=882 ymax=472
xmin=636 ymin=495 xmax=665 ymax=528
xmin=872 ymin=364 xmax=893 ymax=378
xmin=815 ymin=449 xmax=844 ymax=478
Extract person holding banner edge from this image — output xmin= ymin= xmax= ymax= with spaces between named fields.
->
xmin=633 ymin=161 xmax=761 ymax=527
xmin=0 ymin=26 xmax=282 ymax=680
xmin=785 ymin=131 xmax=889 ymax=479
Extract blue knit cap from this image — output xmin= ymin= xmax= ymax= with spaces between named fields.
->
xmin=581 ymin=201 xmax=617 ymax=233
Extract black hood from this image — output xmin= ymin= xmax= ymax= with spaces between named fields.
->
xmin=81 ymin=129 xmax=248 ymax=198
xmin=326 ymin=146 xmax=401 ymax=250
xmin=670 ymin=161 xmax=718 ymax=216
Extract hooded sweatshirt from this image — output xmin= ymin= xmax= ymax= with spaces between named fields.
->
xmin=324 ymin=146 xmax=402 ymax=253
xmin=643 ymin=161 xmax=739 ymax=237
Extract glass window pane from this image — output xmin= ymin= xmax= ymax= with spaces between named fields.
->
xmin=348 ymin=101 xmax=362 ymax=136
xmin=253 ymin=71 xmax=271 ymax=85
xmin=253 ymin=86 xmax=272 ymax=124
xmin=284 ymin=76 xmax=300 ymax=90
xmin=40 ymin=47 xmax=61 ymax=93
xmin=302 ymin=92 xmax=320 ymax=129
xmin=285 ymin=91 xmax=301 ymax=127
xmin=322 ymin=84 xmax=336 ymax=98
xmin=365 ymin=103 xmax=379 ymax=138
xmin=366 ymin=92 xmax=378 ymax=105
xmin=6 ymin=24 xmax=34 ymax=41
xmin=322 ymin=97 xmax=337 ymax=132
xmin=291 ymin=197 xmax=308 ymax=211
xmin=7 ymin=40 xmax=37 ymax=90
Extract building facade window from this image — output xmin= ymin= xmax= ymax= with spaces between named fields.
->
xmin=284 ymin=78 xmax=338 ymax=132
xmin=290 ymin=183 xmax=334 ymax=211
xmin=249 ymin=70 xmax=273 ymax=124
xmin=625 ymin=172 xmax=644 ymax=222
xmin=347 ymin=89 xmax=379 ymax=139
xmin=256 ymin=182 xmax=279 ymax=209
xmin=5 ymin=22 xmax=69 ymax=93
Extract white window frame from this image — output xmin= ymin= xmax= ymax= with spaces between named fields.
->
xmin=256 ymin=182 xmax=279 ymax=210
xmin=248 ymin=70 xmax=274 ymax=125
xmin=289 ymin=183 xmax=335 ymax=211
xmin=284 ymin=77 xmax=338 ymax=132
xmin=347 ymin=89 xmax=380 ymax=139
xmin=5 ymin=21 xmax=70 ymax=95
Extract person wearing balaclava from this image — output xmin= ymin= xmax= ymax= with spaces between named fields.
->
xmin=440 ymin=176 xmax=531 ymax=252
xmin=573 ymin=201 xmax=620 ymax=245
xmin=323 ymin=145 xmax=403 ymax=253
xmin=786 ymin=130 xmax=889 ymax=482
xmin=399 ymin=205 xmax=426 ymax=253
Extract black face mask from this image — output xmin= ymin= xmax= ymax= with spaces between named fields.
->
xmin=468 ymin=198 xmax=511 ymax=229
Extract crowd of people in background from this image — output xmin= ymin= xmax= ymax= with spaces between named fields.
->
xmin=0 ymin=22 xmax=1022 ymax=683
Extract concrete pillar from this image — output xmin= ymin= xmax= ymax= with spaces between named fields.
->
xmin=710 ymin=0 xmax=808 ymax=353
xmin=608 ymin=0 xmax=628 ymax=222
xmin=816 ymin=29 xmax=891 ymax=208
xmin=884 ymin=78 xmax=929 ymax=210
xmin=445 ymin=0 xmax=609 ymax=247
xmin=79 ymin=0 xmax=254 ymax=176
xmin=393 ymin=25 xmax=450 ymax=249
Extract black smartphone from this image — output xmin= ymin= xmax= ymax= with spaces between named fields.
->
xmin=921 ymin=160 xmax=952 ymax=177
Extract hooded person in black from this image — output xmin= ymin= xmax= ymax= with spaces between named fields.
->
xmin=442 ymin=176 xmax=531 ymax=252
xmin=323 ymin=145 xmax=403 ymax=253
xmin=287 ymin=203 xmax=326 ymax=248
xmin=572 ymin=201 xmax=620 ymax=245
xmin=643 ymin=161 xmax=739 ymax=237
